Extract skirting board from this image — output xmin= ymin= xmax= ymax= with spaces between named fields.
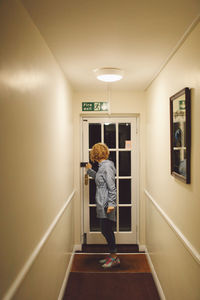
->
xmin=139 ymin=244 xmax=146 ymax=252
xmin=74 ymin=244 xmax=82 ymax=252
xmin=144 ymin=246 xmax=166 ymax=300
xmin=57 ymin=245 xmax=77 ymax=300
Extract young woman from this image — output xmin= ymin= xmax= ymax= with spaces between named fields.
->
xmin=86 ymin=143 xmax=120 ymax=268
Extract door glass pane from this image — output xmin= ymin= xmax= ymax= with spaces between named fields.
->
xmin=89 ymin=179 xmax=96 ymax=204
xmin=104 ymin=123 xmax=116 ymax=148
xmin=89 ymin=123 xmax=101 ymax=148
xmin=119 ymin=151 xmax=131 ymax=176
xmin=119 ymin=207 xmax=131 ymax=231
xmin=119 ymin=123 xmax=131 ymax=148
xmin=119 ymin=179 xmax=131 ymax=204
xmin=108 ymin=151 xmax=116 ymax=168
xmin=90 ymin=207 xmax=100 ymax=231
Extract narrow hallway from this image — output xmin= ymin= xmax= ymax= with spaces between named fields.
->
xmin=63 ymin=245 xmax=160 ymax=300
xmin=1 ymin=1 xmax=200 ymax=299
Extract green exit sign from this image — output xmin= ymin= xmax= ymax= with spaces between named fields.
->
xmin=82 ymin=102 xmax=108 ymax=111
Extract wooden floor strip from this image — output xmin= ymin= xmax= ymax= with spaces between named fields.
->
xmin=71 ymin=254 xmax=151 ymax=273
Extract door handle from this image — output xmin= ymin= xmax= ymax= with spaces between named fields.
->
xmin=80 ymin=162 xmax=89 ymax=185
xmin=80 ymin=162 xmax=88 ymax=167
xmin=85 ymin=174 xmax=89 ymax=185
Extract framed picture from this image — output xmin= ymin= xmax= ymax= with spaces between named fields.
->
xmin=170 ymin=87 xmax=191 ymax=183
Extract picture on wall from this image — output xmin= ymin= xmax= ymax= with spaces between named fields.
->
xmin=170 ymin=87 xmax=191 ymax=183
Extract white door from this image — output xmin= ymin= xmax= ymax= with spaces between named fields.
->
xmin=81 ymin=117 xmax=138 ymax=244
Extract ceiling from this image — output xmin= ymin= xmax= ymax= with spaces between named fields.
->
xmin=21 ymin=0 xmax=200 ymax=92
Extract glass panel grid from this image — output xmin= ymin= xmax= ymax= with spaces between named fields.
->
xmin=115 ymin=123 xmax=133 ymax=233
xmin=87 ymin=119 xmax=134 ymax=235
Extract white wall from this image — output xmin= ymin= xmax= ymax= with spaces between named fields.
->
xmin=145 ymin=20 xmax=200 ymax=300
xmin=73 ymin=90 xmax=146 ymax=246
xmin=0 ymin=0 xmax=74 ymax=299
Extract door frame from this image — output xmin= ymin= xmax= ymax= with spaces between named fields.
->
xmin=80 ymin=113 xmax=140 ymax=245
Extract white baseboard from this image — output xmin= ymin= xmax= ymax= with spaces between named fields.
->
xmin=139 ymin=244 xmax=146 ymax=252
xmin=74 ymin=244 xmax=82 ymax=252
xmin=144 ymin=246 xmax=166 ymax=300
xmin=57 ymin=245 xmax=76 ymax=300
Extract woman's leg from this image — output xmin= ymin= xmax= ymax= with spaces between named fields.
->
xmin=100 ymin=218 xmax=117 ymax=254
xmin=99 ymin=218 xmax=120 ymax=268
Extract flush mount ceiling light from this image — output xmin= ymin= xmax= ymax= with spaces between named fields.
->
xmin=94 ymin=67 xmax=124 ymax=82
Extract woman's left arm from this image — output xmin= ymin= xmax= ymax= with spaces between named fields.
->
xmin=86 ymin=163 xmax=96 ymax=179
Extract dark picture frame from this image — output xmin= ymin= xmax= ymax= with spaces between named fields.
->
xmin=170 ymin=87 xmax=191 ymax=183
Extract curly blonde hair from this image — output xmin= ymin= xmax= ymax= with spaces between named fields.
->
xmin=90 ymin=143 xmax=109 ymax=162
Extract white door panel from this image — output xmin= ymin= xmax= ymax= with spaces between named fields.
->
xmin=82 ymin=117 xmax=138 ymax=244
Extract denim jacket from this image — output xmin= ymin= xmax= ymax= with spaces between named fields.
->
xmin=87 ymin=160 xmax=116 ymax=221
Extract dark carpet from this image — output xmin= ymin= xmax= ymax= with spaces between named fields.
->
xmin=76 ymin=244 xmax=141 ymax=253
xmin=71 ymin=254 xmax=151 ymax=273
xmin=63 ymin=247 xmax=160 ymax=300
xmin=63 ymin=272 xmax=160 ymax=300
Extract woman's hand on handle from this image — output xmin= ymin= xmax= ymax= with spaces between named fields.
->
xmin=107 ymin=206 xmax=115 ymax=214
xmin=85 ymin=163 xmax=92 ymax=169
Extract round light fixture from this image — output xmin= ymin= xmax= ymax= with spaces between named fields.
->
xmin=94 ymin=67 xmax=124 ymax=82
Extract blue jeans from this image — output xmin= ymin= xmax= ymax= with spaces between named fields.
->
xmin=100 ymin=218 xmax=117 ymax=253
